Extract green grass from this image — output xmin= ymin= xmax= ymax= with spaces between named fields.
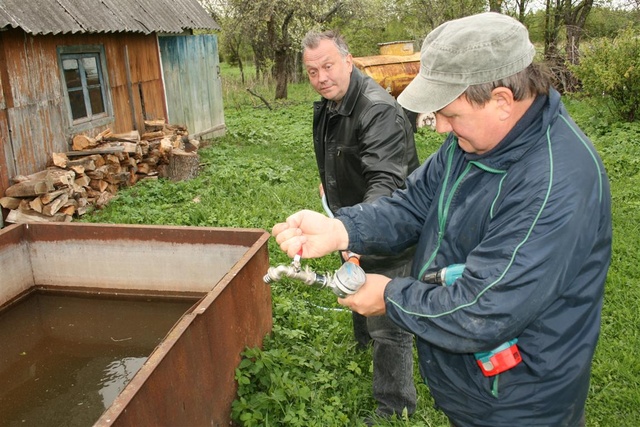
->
xmin=81 ymin=67 xmax=640 ymax=426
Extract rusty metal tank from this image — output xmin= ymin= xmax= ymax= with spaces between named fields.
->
xmin=0 ymin=222 xmax=272 ymax=427
xmin=353 ymin=41 xmax=420 ymax=98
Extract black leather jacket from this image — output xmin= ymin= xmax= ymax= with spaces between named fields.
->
xmin=312 ymin=68 xmax=419 ymax=272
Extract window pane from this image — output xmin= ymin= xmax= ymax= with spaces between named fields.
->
xmin=62 ymin=59 xmax=81 ymax=89
xmin=82 ymin=57 xmax=100 ymax=86
xmin=88 ymin=87 xmax=105 ymax=115
xmin=68 ymin=89 xmax=87 ymax=120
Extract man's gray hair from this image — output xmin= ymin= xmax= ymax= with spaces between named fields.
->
xmin=464 ymin=63 xmax=551 ymax=107
xmin=301 ymin=30 xmax=350 ymax=58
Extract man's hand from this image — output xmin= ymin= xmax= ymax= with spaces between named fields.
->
xmin=272 ymin=210 xmax=349 ymax=259
xmin=338 ymin=274 xmax=391 ymax=316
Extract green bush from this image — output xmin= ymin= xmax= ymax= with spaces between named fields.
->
xmin=570 ymin=27 xmax=640 ymax=122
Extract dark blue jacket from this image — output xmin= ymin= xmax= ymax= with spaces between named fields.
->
xmin=337 ymin=89 xmax=612 ymax=426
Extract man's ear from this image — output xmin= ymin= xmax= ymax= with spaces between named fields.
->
xmin=345 ymin=53 xmax=353 ymax=71
xmin=492 ymin=87 xmax=514 ymax=121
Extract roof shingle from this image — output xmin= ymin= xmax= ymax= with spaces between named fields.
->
xmin=0 ymin=0 xmax=220 ymax=35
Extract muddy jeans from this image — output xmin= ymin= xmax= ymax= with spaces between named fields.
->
xmin=352 ymin=261 xmax=417 ymax=417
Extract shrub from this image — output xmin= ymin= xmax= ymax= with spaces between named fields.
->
xmin=569 ymin=27 xmax=640 ymax=122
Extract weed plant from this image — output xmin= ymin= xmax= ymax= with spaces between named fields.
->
xmin=82 ymin=67 xmax=640 ymax=426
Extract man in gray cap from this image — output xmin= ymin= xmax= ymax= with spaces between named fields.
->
xmin=271 ymin=12 xmax=612 ymax=426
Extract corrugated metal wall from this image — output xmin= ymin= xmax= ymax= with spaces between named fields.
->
xmin=159 ymin=34 xmax=225 ymax=139
xmin=0 ymin=28 xmax=166 ymax=199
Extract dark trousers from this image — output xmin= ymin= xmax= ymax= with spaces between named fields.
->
xmin=352 ymin=260 xmax=417 ymax=417
xmin=448 ymin=412 xmax=587 ymax=426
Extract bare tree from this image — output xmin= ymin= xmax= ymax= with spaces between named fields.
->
xmin=564 ymin=0 xmax=594 ymax=65
xmin=542 ymin=0 xmax=594 ymax=92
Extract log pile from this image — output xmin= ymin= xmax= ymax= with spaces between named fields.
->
xmin=1 ymin=120 xmax=201 ymax=224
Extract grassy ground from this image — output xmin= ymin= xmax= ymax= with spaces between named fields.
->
xmin=82 ymin=64 xmax=640 ymax=426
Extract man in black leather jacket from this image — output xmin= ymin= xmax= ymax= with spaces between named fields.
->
xmin=302 ymin=30 xmax=419 ymax=421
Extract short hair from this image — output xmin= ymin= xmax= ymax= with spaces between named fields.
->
xmin=463 ymin=63 xmax=551 ymax=107
xmin=301 ymin=30 xmax=350 ymax=58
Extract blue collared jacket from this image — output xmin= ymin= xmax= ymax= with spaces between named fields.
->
xmin=337 ymin=89 xmax=612 ymax=426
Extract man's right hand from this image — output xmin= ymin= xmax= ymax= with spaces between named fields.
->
xmin=272 ymin=210 xmax=349 ymax=259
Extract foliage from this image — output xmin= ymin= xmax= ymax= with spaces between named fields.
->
xmin=82 ymin=71 xmax=640 ymax=426
xmin=583 ymin=6 xmax=639 ymax=39
xmin=569 ymin=27 xmax=640 ymax=121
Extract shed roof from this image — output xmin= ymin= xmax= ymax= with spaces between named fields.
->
xmin=0 ymin=0 xmax=220 ymax=35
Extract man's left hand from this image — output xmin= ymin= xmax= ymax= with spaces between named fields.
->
xmin=338 ymin=273 xmax=390 ymax=316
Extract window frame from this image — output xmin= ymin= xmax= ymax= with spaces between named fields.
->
xmin=57 ymin=45 xmax=113 ymax=131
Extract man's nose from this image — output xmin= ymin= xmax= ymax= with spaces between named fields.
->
xmin=434 ymin=113 xmax=452 ymax=134
xmin=317 ymin=68 xmax=329 ymax=82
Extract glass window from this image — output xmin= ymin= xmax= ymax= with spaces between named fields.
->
xmin=59 ymin=50 xmax=109 ymax=123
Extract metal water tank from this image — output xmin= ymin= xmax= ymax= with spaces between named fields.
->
xmin=353 ymin=41 xmax=420 ymax=98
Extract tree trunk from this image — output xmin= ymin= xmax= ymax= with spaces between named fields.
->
xmin=274 ymin=11 xmax=294 ymax=100
xmin=564 ymin=0 xmax=593 ymax=66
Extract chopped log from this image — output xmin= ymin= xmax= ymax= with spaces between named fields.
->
xmin=76 ymin=195 xmax=89 ymax=207
xmin=94 ymin=128 xmax=113 ymax=142
xmin=5 ymin=179 xmax=54 ymax=197
xmin=41 ymin=188 xmax=70 ymax=204
xmin=11 ymin=175 xmax=30 ymax=184
xmin=125 ymin=157 xmax=138 ymax=171
xmin=74 ymin=174 xmax=91 ymax=188
xmin=159 ymin=138 xmax=173 ymax=155
xmin=6 ymin=209 xmax=67 ymax=224
xmin=67 ymin=156 xmax=97 ymax=173
xmin=141 ymin=130 xmax=165 ymax=140
xmin=62 ymin=198 xmax=78 ymax=208
xmin=167 ymin=149 xmax=199 ymax=182
xmin=89 ymin=179 xmax=109 ymax=193
xmin=95 ymin=191 xmax=114 ymax=208
xmin=106 ymin=183 xmax=119 ymax=194
xmin=18 ymin=199 xmax=31 ymax=212
xmin=128 ymin=171 xmax=140 ymax=185
xmin=122 ymin=142 xmax=138 ymax=153
xmin=19 ymin=168 xmax=75 ymax=188
xmin=49 ymin=169 xmax=75 ymax=188
xmin=104 ymin=130 xmax=140 ymax=143
xmin=165 ymin=123 xmax=188 ymax=134
xmin=144 ymin=119 xmax=166 ymax=131
xmin=87 ymin=165 xmax=109 ymax=180
xmin=105 ymin=172 xmax=128 ymax=185
xmin=29 ymin=197 xmax=44 ymax=213
xmin=85 ymin=188 xmax=102 ymax=199
xmin=51 ymin=152 xmax=69 ymax=168
xmin=65 ymin=146 xmax=124 ymax=157
xmin=60 ymin=205 xmax=76 ymax=216
xmin=93 ymin=155 xmax=106 ymax=168
xmin=105 ymin=154 xmax=121 ymax=165
xmin=72 ymin=134 xmax=98 ymax=151
xmin=0 ymin=196 xmax=21 ymax=209
xmin=42 ymin=193 xmax=69 ymax=216
xmin=136 ymin=163 xmax=151 ymax=175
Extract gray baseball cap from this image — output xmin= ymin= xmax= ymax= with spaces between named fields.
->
xmin=398 ymin=12 xmax=536 ymax=114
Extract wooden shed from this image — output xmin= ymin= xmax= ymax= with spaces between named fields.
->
xmin=0 ymin=0 xmax=224 ymax=214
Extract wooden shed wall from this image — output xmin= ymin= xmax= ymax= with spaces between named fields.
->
xmin=0 ymin=29 xmax=167 ymax=200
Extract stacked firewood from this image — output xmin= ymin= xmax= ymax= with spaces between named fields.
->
xmin=0 ymin=120 xmax=200 ymax=224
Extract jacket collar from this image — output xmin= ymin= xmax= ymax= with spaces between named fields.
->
xmin=321 ymin=67 xmax=365 ymax=117
xmin=464 ymin=88 xmax=562 ymax=170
